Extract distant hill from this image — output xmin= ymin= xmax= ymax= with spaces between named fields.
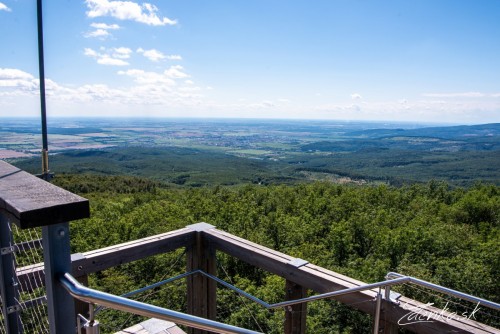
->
xmin=345 ymin=123 xmax=500 ymax=140
xmin=302 ymin=123 xmax=500 ymax=152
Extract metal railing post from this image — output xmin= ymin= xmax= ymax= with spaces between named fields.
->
xmin=43 ymin=223 xmax=76 ymax=333
xmin=0 ymin=214 xmax=22 ymax=334
xmin=373 ymin=288 xmax=382 ymax=334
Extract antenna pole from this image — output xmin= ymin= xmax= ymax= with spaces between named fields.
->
xmin=37 ymin=0 xmax=50 ymax=180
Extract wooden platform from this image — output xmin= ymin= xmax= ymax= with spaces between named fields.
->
xmin=115 ymin=318 xmax=186 ymax=334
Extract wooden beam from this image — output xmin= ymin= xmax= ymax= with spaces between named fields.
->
xmin=16 ymin=228 xmax=195 ymax=291
xmin=0 ymin=161 xmax=89 ymax=228
xmin=204 ymin=228 xmax=499 ymax=334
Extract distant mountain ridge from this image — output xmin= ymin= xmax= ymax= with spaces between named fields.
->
xmin=345 ymin=123 xmax=500 ymax=140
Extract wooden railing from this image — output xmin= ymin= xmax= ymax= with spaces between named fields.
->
xmin=1 ymin=160 xmax=499 ymax=334
xmin=11 ymin=222 xmax=500 ymax=334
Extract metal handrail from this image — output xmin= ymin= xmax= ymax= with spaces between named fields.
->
xmin=59 ymin=273 xmax=262 ymax=334
xmin=385 ymin=272 xmax=500 ymax=311
xmin=59 ymin=269 xmax=500 ymax=334
xmin=270 ymin=273 xmax=500 ymax=310
xmin=91 ymin=268 xmax=500 ymax=313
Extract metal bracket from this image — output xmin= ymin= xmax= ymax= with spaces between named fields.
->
xmin=390 ymin=291 xmax=402 ymax=303
xmin=288 ymin=258 xmax=309 ymax=268
xmin=35 ymin=172 xmax=54 ymax=182
xmin=385 ymin=291 xmax=402 ymax=304
xmin=1 ymin=246 xmax=15 ymax=255
xmin=187 ymin=222 xmax=215 ymax=232
xmin=7 ymin=304 xmax=22 ymax=314
xmin=71 ymin=253 xmax=85 ymax=261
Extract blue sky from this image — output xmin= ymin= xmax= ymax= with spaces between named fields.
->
xmin=1 ymin=0 xmax=499 ymax=123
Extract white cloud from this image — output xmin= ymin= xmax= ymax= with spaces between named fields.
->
xmin=136 ymin=48 xmax=182 ymax=62
xmin=118 ymin=69 xmax=176 ymax=85
xmin=98 ymin=57 xmax=129 ymax=66
xmin=113 ymin=47 xmax=132 ymax=59
xmin=164 ymin=65 xmax=189 ymax=79
xmin=1 ymin=68 xmax=204 ymax=114
xmin=137 ymin=48 xmax=166 ymax=62
xmin=85 ymin=0 xmax=177 ymax=26
xmin=0 ymin=2 xmax=11 ymax=11
xmin=0 ymin=68 xmax=34 ymax=81
xmin=84 ymin=48 xmax=98 ymax=57
xmin=84 ymin=47 xmax=131 ymax=66
xmin=166 ymin=55 xmax=182 ymax=60
xmin=0 ymin=68 xmax=37 ymax=90
xmin=350 ymin=93 xmax=363 ymax=100
xmin=85 ymin=22 xmax=121 ymax=39
xmin=85 ymin=29 xmax=110 ymax=38
xmin=313 ymin=96 xmax=500 ymax=123
xmin=90 ymin=22 xmax=120 ymax=30
xmin=422 ymin=92 xmax=486 ymax=98
xmin=0 ymin=69 xmax=68 ymax=98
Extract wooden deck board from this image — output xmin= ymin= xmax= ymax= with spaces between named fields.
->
xmin=115 ymin=318 xmax=186 ymax=334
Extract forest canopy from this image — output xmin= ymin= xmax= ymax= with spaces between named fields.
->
xmin=53 ymin=174 xmax=499 ymax=333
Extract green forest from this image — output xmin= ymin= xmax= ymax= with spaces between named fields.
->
xmin=50 ymin=174 xmax=499 ymax=333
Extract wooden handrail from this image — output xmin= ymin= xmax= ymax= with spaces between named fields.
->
xmin=0 ymin=161 xmax=89 ymax=228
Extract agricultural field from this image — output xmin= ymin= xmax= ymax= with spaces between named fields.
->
xmin=2 ymin=118 xmax=499 ymax=186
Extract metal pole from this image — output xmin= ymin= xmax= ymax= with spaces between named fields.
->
xmin=0 ymin=214 xmax=22 ymax=334
xmin=37 ymin=0 xmax=50 ymax=179
xmin=270 ymin=276 xmax=410 ymax=309
xmin=373 ymin=288 xmax=382 ymax=334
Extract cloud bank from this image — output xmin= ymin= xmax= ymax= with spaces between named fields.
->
xmin=85 ymin=0 xmax=177 ymax=26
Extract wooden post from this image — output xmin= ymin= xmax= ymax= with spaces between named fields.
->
xmin=381 ymin=323 xmax=399 ymax=334
xmin=186 ymin=223 xmax=217 ymax=334
xmin=380 ymin=303 xmax=399 ymax=334
xmin=284 ymin=280 xmax=307 ymax=334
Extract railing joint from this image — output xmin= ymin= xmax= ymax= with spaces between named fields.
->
xmin=186 ymin=222 xmax=215 ymax=232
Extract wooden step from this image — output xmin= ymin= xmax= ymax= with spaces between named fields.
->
xmin=115 ymin=318 xmax=186 ymax=334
